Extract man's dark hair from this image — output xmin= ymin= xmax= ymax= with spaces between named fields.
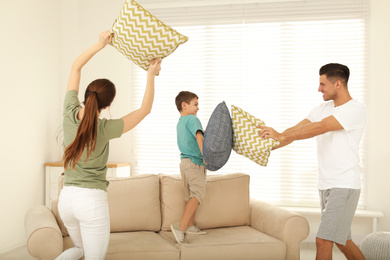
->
xmin=175 ymin=91 xmax=198 ymax=112
xmin=319 ymin=63 xmax=350 ymax=86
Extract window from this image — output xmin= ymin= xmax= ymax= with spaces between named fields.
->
xmin=129 ymin=0 xmax=368 ymax=207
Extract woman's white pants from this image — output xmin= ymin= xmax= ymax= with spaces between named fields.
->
xmin=55 ymin=186 xmax=110 ymax=260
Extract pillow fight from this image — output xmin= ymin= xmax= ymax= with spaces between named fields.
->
xmin=55 ymin=1 xmax=367 ymax=259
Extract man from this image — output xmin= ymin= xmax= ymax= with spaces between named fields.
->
xmin=258 ymin=63 xmax=366 ymax=260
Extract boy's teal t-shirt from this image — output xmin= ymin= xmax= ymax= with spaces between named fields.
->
xmin=62 ymin=90 xmax=124 ymax=191
xmin=177 ymin=115 xmax=205 ymax=166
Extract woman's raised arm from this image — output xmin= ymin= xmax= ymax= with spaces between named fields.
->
xmin=121 ymin=58 xmax=162 ymax=134
xmin=67 ymin=30 xmax=112 ymax=93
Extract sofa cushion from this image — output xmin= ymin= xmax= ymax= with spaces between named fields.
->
xmin=64 ymin=232 xmax=180 ymax=260
xmin=108 ymin=174 xmax=161 ymax=232
xmin=160 ymin=226 xmax=286 ymax=260
xmin=160 ymin=173 xmax=250 ymax=231
xmin=231 ymin=105 xmax=280 ymax=166
xmin=110 ymin=0 xmax=188 ymax=71
xmin=203 ymin=101 xmax=233 ymax=171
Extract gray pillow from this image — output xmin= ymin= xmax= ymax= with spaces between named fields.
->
xmin=203 ymin=101 xmax=233 ymax=171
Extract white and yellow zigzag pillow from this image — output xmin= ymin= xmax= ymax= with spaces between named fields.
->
xmin=110 ymin=0 xmax=189 ymax=70
xmin=231 ymin=105 xmax=280 ymax=166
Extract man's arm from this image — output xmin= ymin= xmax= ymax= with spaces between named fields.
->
xmin=268 ymin=119 xmax=311 ymax=150
xmin=258 ymin=116 xmax=343 ymax=150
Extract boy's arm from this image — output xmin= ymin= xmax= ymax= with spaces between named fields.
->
xmin=196 ymin=130 xmax=204 ymax=155
xmin=195 ymin=130 xmax=206 ymax=163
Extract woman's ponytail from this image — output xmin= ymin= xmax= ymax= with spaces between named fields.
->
xmin=63 ymin=93 xmax=99 ymax=169
xmin=63 ymin=79 xmax=116 ymax=169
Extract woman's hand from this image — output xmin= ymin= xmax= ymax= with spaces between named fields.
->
xmin=67 ymin=29 xmax=113 ymax=92
xmin=98 ymin=30 xmax=113 ymax=49
xmin=147 ymin=58 xmax=162 ymax=76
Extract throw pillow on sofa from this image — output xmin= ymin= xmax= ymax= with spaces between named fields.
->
xmin=110 ymin=0 xmax=189 ymax=70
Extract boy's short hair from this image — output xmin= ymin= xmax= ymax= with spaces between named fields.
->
xmin=319 ymin=63 xmax=350 ymax=86
xmin=175 ymin=91 xmax=198 ymax=112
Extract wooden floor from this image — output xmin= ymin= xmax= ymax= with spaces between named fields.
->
xmin=0 ymin=242 xmax=347 ymax=260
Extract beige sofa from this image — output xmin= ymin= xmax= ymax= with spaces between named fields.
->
xmin=25 ymin=173 xmax=309 ymax=260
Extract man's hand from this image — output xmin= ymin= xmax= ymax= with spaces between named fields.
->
xmin=257 ymin=125 xmax=282 ymax=141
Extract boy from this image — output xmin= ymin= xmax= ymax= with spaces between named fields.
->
xmin=171 ymin=91 xmax=207 ymax=245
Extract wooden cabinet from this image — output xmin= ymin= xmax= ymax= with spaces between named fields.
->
xmin=44 ymin=161 xmax=131 ymax=208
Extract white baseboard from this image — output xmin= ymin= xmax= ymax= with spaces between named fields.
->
xmin=0 ymin=241 xmax=26 ymax=255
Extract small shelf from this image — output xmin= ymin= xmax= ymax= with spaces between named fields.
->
xmin=44 ymin=161 xmax=131 ymax=208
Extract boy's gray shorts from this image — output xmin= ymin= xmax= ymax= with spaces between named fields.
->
xmin=317 ymin=188 xmax=360 ymax=246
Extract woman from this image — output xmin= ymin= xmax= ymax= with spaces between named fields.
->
xmin=56 ymin=30 xmax=161 ymax=260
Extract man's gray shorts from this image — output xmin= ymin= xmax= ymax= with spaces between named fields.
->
xmin=317 ymin=188 xmax=360 ymax=245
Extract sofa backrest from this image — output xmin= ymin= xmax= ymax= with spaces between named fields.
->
xmin=53 ymin=174 xmax=161 ymax=236
xmin=53 ymin=173 xmax=250 ymax=235
xmin=160 ymin=173 xmax=250 ymax=231
xmin=107 ymin=175 xmax=161 ymax=232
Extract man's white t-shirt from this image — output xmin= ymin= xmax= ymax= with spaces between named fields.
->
xmin=306 ymin=99 xmax=366 ymax=190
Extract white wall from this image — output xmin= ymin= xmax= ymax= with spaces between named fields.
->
xmin=366 ymin=0 xmax=390 ymax=232
xmin=0 ymin=0 xmax=61 ymax=253
xmin=0 ymin=0 xmax=389 ymax=254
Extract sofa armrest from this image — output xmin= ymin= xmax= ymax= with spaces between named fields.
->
xmin=250 ymin=199 xmax=309 ymax=260
xmin=25 ymin=205 xmax=63 ymax=260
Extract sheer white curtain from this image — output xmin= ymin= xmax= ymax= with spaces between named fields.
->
xmin=129 ymin=0 xmax=368 ymax=207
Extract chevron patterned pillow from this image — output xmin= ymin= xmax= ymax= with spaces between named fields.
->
xmin=110 ymin=0 xmax=189 ymax=70
xmin=231 ymin=105 xmax=280 ymax=166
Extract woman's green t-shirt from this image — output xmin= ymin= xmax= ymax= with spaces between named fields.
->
xmin=62 ymin=90 xmax=124 ymax=191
